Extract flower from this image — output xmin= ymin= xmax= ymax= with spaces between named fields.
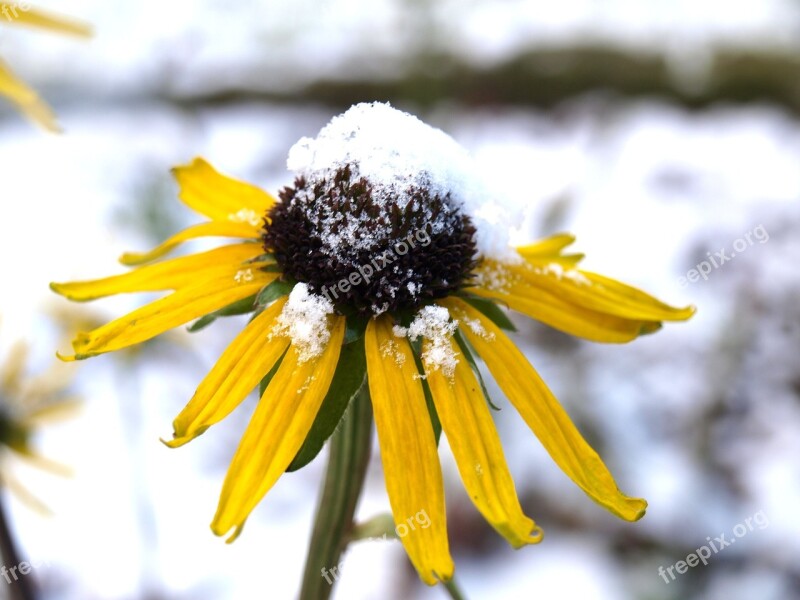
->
xmin=0 ymin=4 xmax=91 ymax=131
xmin=0 ymin=326 xmax=76 ymax=513
xmin=51 ymin=103 xmax=694 ymax=585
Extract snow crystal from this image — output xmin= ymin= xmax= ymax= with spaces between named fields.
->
xmin=228 ymin=208 xmax=262 ymax=227
xmin=473 ymin=262 xmax=513 ymax=293
xmin=234 ymin=268 xmax=254 ymax=283
xmin=462 ymin=316 xmax=496 ymax=341
xmin=533 ymin=262 xmax=590 ymax=286
xmin=271 ymin=283 xmax=334 ymax=363
xmin=380 ymin=338 xmax=406 ymax=367
xmin=287 ymin=102 xmax=516 ymax=262
xmin=296 ymin=374 xmax=316 ymax=395
xmin=395 ymin=305 xmax=460 ymax=379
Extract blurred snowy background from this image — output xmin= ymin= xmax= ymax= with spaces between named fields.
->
xmin=1 ymin=1 xmax=799 ymax=599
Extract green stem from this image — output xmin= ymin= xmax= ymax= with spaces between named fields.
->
xmin=299 ymin=382 xmax=373 ymax=600
xmin=0 ymin=493 xmax=37 ymax=600
xmin=443 ymin=577 xmax=468 ymax=600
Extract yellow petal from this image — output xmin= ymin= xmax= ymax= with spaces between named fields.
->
xmin=515 ymin=233 xmax=575 ymax=258
xmin=469 ymin=284 xmax=660 ymax=343
xmin=19 ymin=398 xmax=81 ymax=426
xmin=119 ymin=220 xmax=263 ymax=266
xmin=61 ymin=273 xmax=273 ymax=360
xmin=0 ymin=60 xmax=58 ymax=132
xmin=365 ymin=315 xmax=454 ymax=585
xmin=0 ymin=472 xmax=52 ymax=515
xmin=0 ymin=340 xmax=28 ymax=392
xmin=12 ymin=446 xmax=73 ymax=477
xmin=503 ymin=260 xmax=695 ymax=321
xmin=425 ymin=336 xmax=543 ymax=548
xmin=165 ymin=297 xmax=289 ymax=447
xmin=3 ymin=5 xmax=92 ymax=36
xmin=442 ymin=297 xmax=647 ymax=522
xmin=51 ymin=243 xmax=267 ymax=301
xmin=515 ymin=233 xmax=584 ymax=266
xmin=172 ymin=158 xmax=277 ymax=223
xmin=576 ymin=270 xmax=695 ymax=320
xmin=211 ymin=315 xmax=345 ymax=540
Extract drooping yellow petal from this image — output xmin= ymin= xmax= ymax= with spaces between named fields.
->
xmin=211 ymin=315 xmax=345 ymax=541
xmin=424 ymin=337 xmax=542 ymax=548
xmin=51 ymin=243 xmax=267 ymax=301
xmin=172 ymin=158 xmax=277 ymax=223
xmin=442 ymin=297 xmax=647 ymax=522
xmin=0 ymin=60 xmax=58 ymax=131
xmin=3 ymin=5 xmax=92 ymax=36
xmin=119 ymin=220 xmax=263 ymax=266
xmin=165 ymin=297 xmax=289 ymax=448
xmin=365 ymin=316 xmax=454 ymax=585
xmin=469 ymin=283 xmax=660 ymax=343
xmin=499 ymin=260 xmax=694 ymax=322
xmin=59 ymin=272 xmax=274 ymax=360
xmin=573 ymin=270 xmax=696 ymax=320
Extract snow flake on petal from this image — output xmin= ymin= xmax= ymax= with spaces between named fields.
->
xmin=270 ymin=283 xmax=334 ymax=363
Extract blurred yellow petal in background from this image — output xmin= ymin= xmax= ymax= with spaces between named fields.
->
xmin=0 ymin=3 xmax=90 ymax=131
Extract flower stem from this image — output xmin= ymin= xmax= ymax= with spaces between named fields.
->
xmin=443 ymin=577 xmax=468 ymax=600
xmin=0 ymin=493 xmax=37 ymax=600
xmin=299 ymin=381 xmax=372 ymax=600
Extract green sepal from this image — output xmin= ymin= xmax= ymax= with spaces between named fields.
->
xmin=421 ymin=377 xmax=441 ymax=446
xmin=343 ymin=313 xmax=370 ymax=345
xmin=256 ymin=279 xmax=294 ymax=307
xmin=258 ymin=347 xmax=288 ymax=399
xmin=454 ymin=329 xmax=501 ymax=411
xmin=286 ymin=338 xmax=368 ymax=472
xmin=0 ymin=413 xmax=30 ymax=452
xmin=186 ymin=294 xmax=257 ymax=333
xmin=458 ymin=294 xmax=517 ymax=332
xmin=245 ymin=252 xmax=275 ymax=264
xmin=407 ymin=339 xmax=442 ymax=446
xmin=261 ymin=263 xmax=284 ymax=273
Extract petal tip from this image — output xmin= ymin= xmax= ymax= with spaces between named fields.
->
xmin=117 ymin=251 xmax=146 ymax=266
xmin=160 ymin=436 xmax=188 ymax=449
xmin=523 ymin=524 xmax=545 ymax=546
xmin=211 ymin=521 xmax=244 ymax=544
xmin=55 ymin=351 xmax=77 ymax=362
xmin=621 ymin=498 xmax=648 ymax=522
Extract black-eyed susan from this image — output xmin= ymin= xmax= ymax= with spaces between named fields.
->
xmin=0 ymin=4 xmax=90 ymax=131
xmin=0 ymin=326 xmax=75 ymax=513
xmin=51 ymin=103 xmax=694 ymax=589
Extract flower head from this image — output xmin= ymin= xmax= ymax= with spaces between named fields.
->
xmin=0 ymin=326 xmax=76 ymax=512
xmin=0 ymin=4 xmax=91 ymax=131
xmin=51 ymin=103 xmax=694 ymax=585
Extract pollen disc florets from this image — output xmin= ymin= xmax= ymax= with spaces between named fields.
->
xmin=263 ymin=165 xmax=478 ymax=315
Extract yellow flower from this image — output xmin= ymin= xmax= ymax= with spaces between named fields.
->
xmin=0 ymin=328 xmax=76 ymax=513
xmin=51 ymin=103 xmax=694 ymax=586
xmin=0 ymin=4 xmax=91 ymax=131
